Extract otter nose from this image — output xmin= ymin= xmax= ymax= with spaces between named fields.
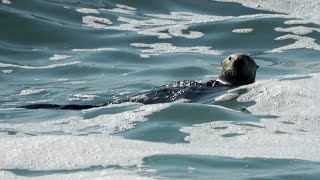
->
xmin=234 ymin=54 xmax=240 ymax=61
xmin=229 ymin=54 xmax=239 ymax=61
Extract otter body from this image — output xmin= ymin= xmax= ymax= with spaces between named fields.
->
xmin=110 ymin=80 xmax=229 ymax=105
xmin=19 ymin=53 xmax=259 ymax=110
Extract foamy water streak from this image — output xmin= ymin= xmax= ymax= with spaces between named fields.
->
xmin=19 ymin=89 xmax=47 ymax=96
xmin=232 ymin=28 xmax=254 ymax=33
xmin=77 ymin=5 xmax=283 ymax=40
xmin=76 ymin=8 xmax=100 ymax=14
xmin=72 ymin=48 xmax=116 ymax=52
xmin=49 ymin=54 xmax=73 ymax=61
xmin=131 ymin=43 xmax=223 ymax=57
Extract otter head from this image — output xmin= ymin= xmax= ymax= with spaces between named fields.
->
xmin=218 ymin=53 xmax=259 ymax=86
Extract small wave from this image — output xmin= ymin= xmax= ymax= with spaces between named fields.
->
xmin=72 ymin=48 xmax=116 ymax=52
xmin=75 ymin=8 xmax=100 ymax=14
xmin=1 ymin=69 xmax=13 ymax=74
xmin=232 ymin=28 xmax=253 ymax=33
xmin=67 ymin=94 xmax=98 ymax=101
xmin=49 ymin=54 xmax=73 ymax=61
xmin=1 ymin=0 xmax=11 ymax=5
xmin=215 ymin=92 xmax=239 ymax=101
xmin=0 ymin=62 xmax=80 ymax=70
xmin=19 ymin=89 xmax=48 ymax=96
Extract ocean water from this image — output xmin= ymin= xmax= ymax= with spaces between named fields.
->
xmin=1 ymin=0 xmax=320 ymax=179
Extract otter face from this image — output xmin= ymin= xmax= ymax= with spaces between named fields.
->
xmin=219 ymin=53 xmax=259 ymax=86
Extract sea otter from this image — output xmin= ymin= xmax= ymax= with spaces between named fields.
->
xmin=18 ymin=53 xmax=259 ymax=110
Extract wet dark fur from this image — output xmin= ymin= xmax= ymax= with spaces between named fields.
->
xmin=18 ymin=54 xmax=259 ymax=110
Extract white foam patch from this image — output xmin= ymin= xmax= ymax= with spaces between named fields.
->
xmin=274 ymin=26 xmax=320 ymax=36
xmin=76 ymin=8 xmax=100 ymax=14
xmin=131 ymin=43 xmax=224 ymax=57
xmin=0 ymin=62 xmax=80 ymax=70
xmin=49 ymin=54 xmax=73 ymax=61
xmin=268 ymin=34 xmax=320 ymax=53
xmin=217 ymin=0 xmax=320 ymax=25
xmin=1 ymin=0 xmax=11 ymax=4
xmin=72 ymin=48 xmax=117 ymax=52
xmin=67 ymin=94 xmax=97 ymax=101
xmin=180 ymin=73 xmax=320 ymax=162
xmin=237 ymin=73 xmax=320 ymax=120
xmin=82 ymin=16 xmax=112 ymax=28
xmin=216 ymin=0 xmax=320 ymax=53
xmin=232 ymin=28 xmax=253 ymax=33
xmin=19 ymin=89 xmax=47 ymax=96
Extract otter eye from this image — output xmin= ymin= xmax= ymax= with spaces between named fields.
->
xmin=228 ymin=56 xmax=231 ymax=60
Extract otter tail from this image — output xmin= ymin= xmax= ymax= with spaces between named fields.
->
xmin=18 ymin=103 xmax=100 ymax=110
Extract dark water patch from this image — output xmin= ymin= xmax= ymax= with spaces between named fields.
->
xmin=118 ymin=103 xmax=260 ymax=144
xmin=130 ymin=66 xmax=210 ymax=80
xmin=275 ymin=130 xmax=290 ymax=135
xmin=0 ymin=108 xmax=80 ymax=124
xmin=213 ymin=126 xmax=228 ymax=130
xmin=40 ymin=131 xmax=72 ymax=136
xmin=281 ymin=121 xmax=295 ymax=125
xmin=297 ymin=129 xmax=309 ymax=133
xmin=221 ymin=132 xmax=244 ymax=138
xmin=279 ymin=75 xmax=313 ymax=81
xmin=119 ymin=122 xmax=189 ymax=144
xmin=81 ymin=104 xmax=141 ymax=119
xmin=233 ymin=122 xmax=265 ymax=129
xmin=143 ymin=155 xmax=320 ymax=180
xmin=2 ymin=165 xmax=123 ymax=177
xmin=214 ymin=88 xmax=256 ymax=112
xmin=0 ymin=129 xmax=18 ymax=135
xmin=257 ymin=49 xmax=320 ymax=76
xmin=167 ymin=66 xmax=210 ymax=78
xmin=222 ymin=98 xmax=251 ymax=112
xmin=259 ymin=65 xmax=306 ymax=79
